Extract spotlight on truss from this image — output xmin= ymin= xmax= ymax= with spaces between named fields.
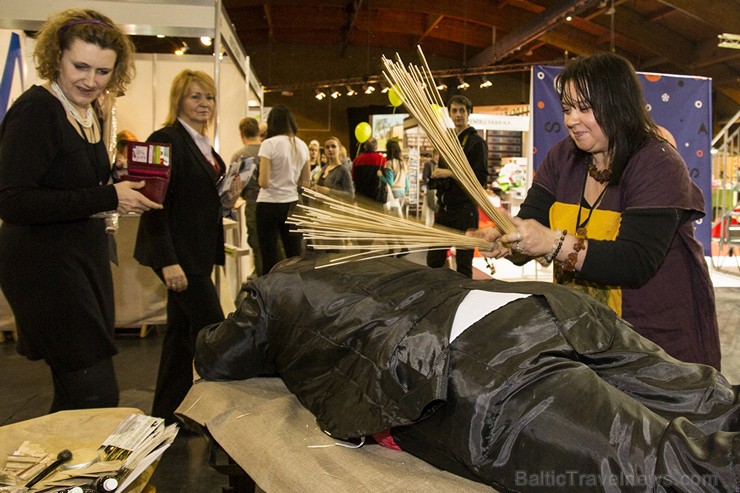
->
xmin=718 ymin=33 xmax=740 ymax=49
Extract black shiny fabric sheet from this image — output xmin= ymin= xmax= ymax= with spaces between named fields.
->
xmin=195 ymin=256 xmax=739 ymax=492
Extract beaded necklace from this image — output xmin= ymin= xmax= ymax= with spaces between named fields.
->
xmin=50 ymin=81 xmax=94 ymax=128
xmin=587 ymin=157 xmax=612 ymax=184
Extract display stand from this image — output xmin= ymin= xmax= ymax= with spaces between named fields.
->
xmin=403 ymin=119 xmax=434 ymax=220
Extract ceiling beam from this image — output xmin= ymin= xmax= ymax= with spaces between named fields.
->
xmin=340 ymin=0 xmax=364 ymax=57
xmin=417 ymin=14 xmax=445 ymax=45
xmin=692 ymin=38 xmax=740 ymax=70
xmin=588 ymin=5 xmax=694 ymax=68
xmin=645 ymin=6 xmax=675 ymax=23
xmin=262 ymin=3 xmax=275 ymax=42
xmin=655 ymin=0 xmax=740 ymax=33
xmin=468 ymin=0 xmax=596 ymax=67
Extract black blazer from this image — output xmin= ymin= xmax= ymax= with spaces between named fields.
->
xmin=134 ymin=122 xmax=225 ymax=275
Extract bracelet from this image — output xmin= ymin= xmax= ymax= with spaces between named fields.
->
xmin=562 ymin=228 xmax=587 ymax=272
xmin=544 ymin=229 xmax=567 ymax=264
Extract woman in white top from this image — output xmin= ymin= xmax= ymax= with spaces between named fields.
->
xmin=257 ymin=105 xmax=310 ymax=274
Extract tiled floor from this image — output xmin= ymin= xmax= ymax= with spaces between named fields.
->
xmin=0 ymin=256 xmax=738 ymax=492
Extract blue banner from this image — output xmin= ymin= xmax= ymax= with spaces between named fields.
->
xmin=532 ymin=65 xmax=713 ymax=254
xmin=0 ymin=32 xmax=23 ymax=122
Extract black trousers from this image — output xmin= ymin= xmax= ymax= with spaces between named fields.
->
xmin=426 ymin=201 xmax=479 ymax=277
xmin=151 ymin=272 xmax=224 ymax=423
xmin=50 ymin=356 xmax=118 ymax=412
xmin=256 ymin=201 xmax=303 ymax=275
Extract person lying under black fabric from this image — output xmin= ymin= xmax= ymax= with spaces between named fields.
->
xmin=194 ymin=255 xmax=739 ymax=492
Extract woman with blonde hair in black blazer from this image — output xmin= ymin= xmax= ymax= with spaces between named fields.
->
xmin=134 ymin=69 xmax=226 ymax=423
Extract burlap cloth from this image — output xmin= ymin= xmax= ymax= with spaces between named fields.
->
xmin=176 ymin=378 xmax=495 ymax=492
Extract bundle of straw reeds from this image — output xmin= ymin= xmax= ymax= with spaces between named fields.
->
xmin=381 ymin=47 xmax=547 ymax=265
xmin=288 ymin=190 xmax=497 ymax=267
xmin=381 ymin=47 xmax=517 ymax=234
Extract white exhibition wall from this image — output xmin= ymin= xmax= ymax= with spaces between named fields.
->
xmin=116 ymin=53 xmax=249 ymax=159
xmin=1 ymin=30 xmax=250 ymax=161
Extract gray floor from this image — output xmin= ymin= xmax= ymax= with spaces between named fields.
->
xmin=0 ymin=268 xmax=738 ymax=492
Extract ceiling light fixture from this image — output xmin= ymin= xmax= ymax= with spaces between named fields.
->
xmin=330 ymin=88 xmax=342 ymax=99
xmin=457 ymin=77 xmax=470 ymax=90
xmin=480 ymin=76 xmax=492 ymax=88
xmin=315 ymin=89 xmax=327 ymax=100
xmin=346 ymin=85 xmax=358 ymax=96
xmin=200 ymin=36 xmax=212 ymax=47
xmin=436 ymin=81 xmax=448 ymax=91
xmin=363 ymin=84 xmax=376 ymax=94
xmin=174 ymin=41 xmax=189 ymax=56
xmin=718 ymin=33 xmax=740 ymax=49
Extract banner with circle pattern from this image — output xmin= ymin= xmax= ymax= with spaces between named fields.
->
xmin=532 ymin=65 xmax=713 ymax=255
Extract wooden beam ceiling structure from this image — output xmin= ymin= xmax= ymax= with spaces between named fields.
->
xmin=126 ymin=0 xmax=738 ymax=123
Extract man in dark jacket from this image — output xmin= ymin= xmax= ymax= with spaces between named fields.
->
xmin=426 ymin=95 xmax=488 ymax=277
xmin=351 ymin=137 xmax=386 ymax=202
xmin=195 ymin=255 xmax=738 ymax=493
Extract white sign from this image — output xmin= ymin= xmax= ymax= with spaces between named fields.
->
xmin=440 ymin=111 xmax=529 ymax=132
xmin=467 ymin=113 xmax=529 ymax=131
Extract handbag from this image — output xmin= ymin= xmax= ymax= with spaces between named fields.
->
xmin=375 ymin=167 xmax=394 ymax=203
xmin=119 ymin=141 xmax=172 ymax=204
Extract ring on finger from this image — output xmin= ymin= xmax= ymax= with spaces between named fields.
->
xmin=516 ymin=230 xmax=522 ymax=241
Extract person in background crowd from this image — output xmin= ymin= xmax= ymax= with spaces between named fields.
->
xmin=421 ymin=149 xmax=439 ymax=191
xmin=473 ymin=52 xmax=721 ymax=370
xmin=339 ymin=143 xmax=353 ymax=172
xmin=379 ymin=139 xmax=408 ymax=203
xmin=421 ymin=149 xmax=439 ymax=226
xmin=426 ymin=95 xmax=488 ymax=277
xmin=311 ymin=136 xmax=354 ymax=201
xmin=111 ymin=129 xmax=138 ymax=182
xmin=256 ymin=104 xmax=310 ymax=274
xmin=232 ymin=117 xmax=264 ymax=278
xmin=0 ymin=9 xmax=159 ymax=412
xmin=307 ymin=139 xmax=322 ymax=179
xmin=134 ymin=69 xmax=227 ymax=423
xmin=258 ymin=121 xmax=267 ymax=141
xmin=352 ymin=137 xmax=386 ymax=202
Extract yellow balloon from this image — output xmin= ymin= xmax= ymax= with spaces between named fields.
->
xmin=354 ymin=122 xmax=372 ymax=143
xmin=388 ymin=87 xmax=403 ymax=107
xmin=431 ymin=103 xmax=444 ymax=121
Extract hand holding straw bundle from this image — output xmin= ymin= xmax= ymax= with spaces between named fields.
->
xmin=381 ymin=47 xmax=547 ymax=265
xmin=288 ymin=189 xmax=498 ymax=267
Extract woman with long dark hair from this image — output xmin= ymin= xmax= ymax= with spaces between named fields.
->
xmin=380 ymin=139 xmax=408 ymax=202
xmin=475 ymin=52 xmax=720 ymax=369
xmin=256 ymin=105 xmax=310 ymax=274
